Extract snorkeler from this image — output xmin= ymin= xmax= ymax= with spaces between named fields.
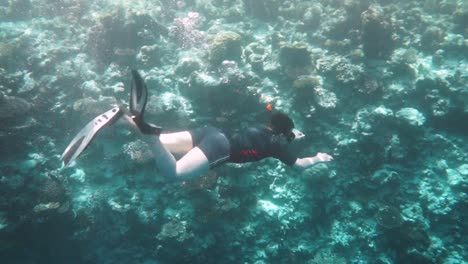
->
xmin=61 ymin=70 xmax=333 ymax=181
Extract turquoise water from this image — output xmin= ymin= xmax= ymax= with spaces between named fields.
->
xmin=0 ymin=1 xmax=467 ymax=263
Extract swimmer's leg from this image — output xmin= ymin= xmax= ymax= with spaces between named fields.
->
xmin=116 ymin=116 xmax=193 ymax=156
xmin=121 ymin=115 xmax=208 ymax=181
xmin=159 ymin=132 xmax=193 ymax=157
xmin=148 ymin=135 xmax=209 ymax=181
xmin=125 ymin=70 xmax=208 ymax=180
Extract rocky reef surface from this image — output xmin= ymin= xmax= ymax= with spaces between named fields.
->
xmin=0 ymin=0 xmax=467 ymax=263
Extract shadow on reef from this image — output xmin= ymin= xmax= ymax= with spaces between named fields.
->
xmin=431 ymin=110 xmax=468 ymax=136
xmin=0 ymin=213 xmax=88 ymax=264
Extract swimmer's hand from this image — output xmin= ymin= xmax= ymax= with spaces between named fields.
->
xmin=293 ymin=152 xmax=333 ymax=171
xmin=314 ymin=152 xmax=333 ymax=163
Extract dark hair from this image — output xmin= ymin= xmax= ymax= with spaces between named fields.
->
xmin=270 ymin=112 xmax=294 ymax=135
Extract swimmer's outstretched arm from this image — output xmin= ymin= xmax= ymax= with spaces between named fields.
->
xmin=292 ymin=152 xmax=333 ymax=171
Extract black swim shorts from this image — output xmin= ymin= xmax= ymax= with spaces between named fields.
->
xmin=188 ymin=126 xmax=230 ymax=168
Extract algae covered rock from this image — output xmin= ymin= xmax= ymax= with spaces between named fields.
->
xmin=279 ymin=42 xmax=312 ymax=78
xmin=361 ymin=6 xmax=394 ymax=58
xmin=420 ymin=26 xmax=446 ymax=52
xmin=292 ymin=75 xmax=321 ymax=90
xmin=209 ymin=31 xmax=242 ymax=66
xmin=376 ymin=205 xmax=404 ymax=229
xmin=279 ymin=42 xmax=311 ymax=69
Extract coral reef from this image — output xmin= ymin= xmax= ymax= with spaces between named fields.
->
xmin=0 ymin=0 xmax=467 ymax=263
xmin=209 ymin=31 xmax=242 ymax=66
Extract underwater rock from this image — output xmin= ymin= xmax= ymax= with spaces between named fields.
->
xmin=278 ymin=42 xmax=312 ymax=79
xmin=445 ymin=164 xmax=468 ymax=189
xmin=456 ymin=164 xmax=468 ymax=176
xmin=432 ymin=49 xmax=445 ymax=66
xmin=188 ymin=71 xmax=221 ymax=90
xmin=335 ymin=60 xmax=365 ymax=86
xmin=279 ymin=42 xmax=311 ymax=69
xmin=247 ymin=53 xmax=264 ymax=73
xmin=157 ymin=220 xmax=193 ymax=242
xmin=356 ymin=106 xmax=394 ymax=141
xmin=440 ymin=33 xmax=467 ymax=55
xmin=244 ymin=42 xmax=266 ymax=73
xmin=302 ymin=4 xmax=322 ymax=30
xmin=344 ymin=0 xmax=371 ymax=18
xmin=136 ymin=45 xmax=161 ymax=67
xmin=175 ymin=57 xmax=201 ymax=76
xmin=170 ymin=11 xmax=205 ymax=48
xmin=0 ymin=92 xmax=31 ymax=119
xmin=419 ymin=174 xmax=458 ymax=216
xmin=309 ymin=248 xmax=346 ymax=264
xmin=122 ymin=140 xmax=153 ymax=164
xmin=0 ymin=92 xmax=35 ymax=131
xmin=395 ymin=108 xmax=426 ymax=127
xmin=420 ymin=26 xmax=446 ymax=52
xmin=376 ymin=205 xmax=404 ymax=229
xmin=445 ymin=168 xmax=464 ymax=187
xmin=244 ymin=42 xmax=266 ymax=59
xmin=185 ymin=65 xmax=257 ymax=116
xmin=385 ymin=134 xmax=409 ymax=162
xmin=314 ymin=86 xmax=338 ymax=109
xmin=388 ymin=48 xmax=419 ymax=76
xmin=319 ymin=8 xmax=349 ymax=41
xmin=453 ymin=4 xmax=468 ymax=32
xmin=242 ymin=0 xmax=279 ymax=21
xmin=88 ymin=10 xmax=165 ymax=64
xmin=401 ymin=203 xmax=429 ymax=228
xmin=145 ymin=92 xmax=193 ymax=126
xmin=292 ymin=75 xmax=320 ymax=90
xmin=361 ymin=6 xmax=394 ymax=58
xmin=38 ymin=177 xmax=67 ymax=202
xmin=209 ymin=31 xmax=242 ymax=66
xmin=72 ymin=96 xmax=118 ymax=116
xmin=382 ymin=222 xmax=431 ymax=258
xmin=80 ymin=80 xmax=101 ymax=97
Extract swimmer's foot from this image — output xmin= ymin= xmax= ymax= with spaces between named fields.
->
xmin=129 ymin=70 xmax=162 ymax=135
xmin=61 ymin=107 xmax=123 ymax=166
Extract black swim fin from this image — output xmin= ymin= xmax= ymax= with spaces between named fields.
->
xmin=129 ymin=70 xmax=162 ymax=135
xmin=61 ymin=107 xmax=123 ymax=166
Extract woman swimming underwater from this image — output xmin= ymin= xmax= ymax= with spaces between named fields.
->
xmin=61 ymin=70 xmax=333 ymax=181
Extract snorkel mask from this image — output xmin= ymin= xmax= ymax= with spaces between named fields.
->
xmin=287 ymin=128 xmax=305 ymax=142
